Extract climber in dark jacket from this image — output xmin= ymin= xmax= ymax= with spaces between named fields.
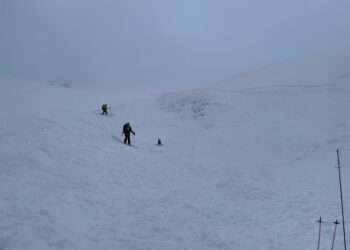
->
xmin=101 ymin=104 xmax=110 ymax=115
xmin=122 ymin=122 xmax=135 ymax=145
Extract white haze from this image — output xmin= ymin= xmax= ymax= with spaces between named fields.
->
xmin=0 ymin=0 xmax=349 ymax=91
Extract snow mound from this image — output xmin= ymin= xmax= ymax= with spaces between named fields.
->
xmin=156 ymin=90 xmax=223 ymax=121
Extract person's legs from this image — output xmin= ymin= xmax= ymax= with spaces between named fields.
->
xmin=127 ymin=135 xmax=131 ymax=145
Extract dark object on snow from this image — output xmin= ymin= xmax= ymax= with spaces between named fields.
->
xmin=101 ymin=104 xmax=110 ymax=115
xmin=122 ymin=122 xmax=135 ymax=145
xmin=157 ymin=138 xmax=162 ymax=145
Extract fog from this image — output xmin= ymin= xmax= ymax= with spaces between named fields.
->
xmin=0 ymin=0 xmax=349 ymax=91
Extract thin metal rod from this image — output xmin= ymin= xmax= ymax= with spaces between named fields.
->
xmin=331 ymin=220 xmax=340 ymax=250
xmin=318 ymin=216 xmax=323 ymax=250
xmin=337 ymin=149 xmax=347 ymax=250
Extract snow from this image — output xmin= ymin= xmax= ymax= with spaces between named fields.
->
xmin=218 ymin=51 xmax=350 ymax=90
xmin=1 ymin=52 xmax=350 ymax=249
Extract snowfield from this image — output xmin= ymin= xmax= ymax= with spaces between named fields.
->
xmin=1 ymin=53 xmax=350 ymax=249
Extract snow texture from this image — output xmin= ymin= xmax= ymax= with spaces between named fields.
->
xmin=1 ymin=52 xmax=350 ymax=249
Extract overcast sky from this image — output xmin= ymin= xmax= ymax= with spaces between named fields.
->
xmin=0 ymin=0 xmax=349 ymax=90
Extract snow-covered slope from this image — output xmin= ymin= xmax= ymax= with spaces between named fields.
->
xmin=0 ymin=53 xmax=350 ymax=249
xmin=218 ymin=51 xmax=350 ymax=90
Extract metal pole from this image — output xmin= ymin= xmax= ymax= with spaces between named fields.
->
xmin=337 ymin=149 xmax=347 ymax=250
xmin=318 ymin=216 xmax=323 ymax=250
xmin=331 ymin=220 xmax=340 ymax=250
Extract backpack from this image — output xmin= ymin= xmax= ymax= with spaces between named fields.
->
xmin=123 ymin=124 xmax=129 ymax=134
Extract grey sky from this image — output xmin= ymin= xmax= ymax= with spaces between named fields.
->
xmin=0 ymin=0 xmax=349 ymax=90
